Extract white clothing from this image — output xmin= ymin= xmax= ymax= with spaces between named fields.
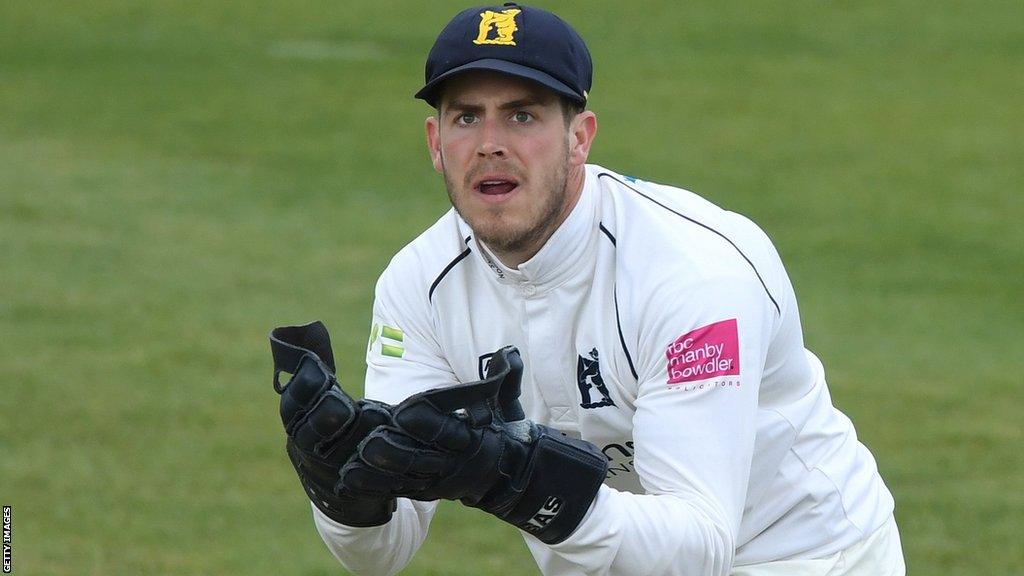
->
xmin=314 ymin=165 xmax=897 ymax=575
xmin=730 ymin=515 xmax=904 ymax=575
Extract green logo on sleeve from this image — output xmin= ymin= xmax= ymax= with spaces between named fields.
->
xmin=368 ymin=323 xmax=381 ymax=351
xmin=381 ymin=325 xmax=404 ymax=343
xmin=369 ymin=322 xmax=405 ymax=358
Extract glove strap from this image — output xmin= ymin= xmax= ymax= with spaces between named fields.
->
xmin=270 ymin=320 xmax=336 ymax=393
xmin=500 ymin=426 xmax=608 ymax=544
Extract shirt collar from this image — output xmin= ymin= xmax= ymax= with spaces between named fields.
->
xmin=469 ymin=165 xmax=601 ymax=288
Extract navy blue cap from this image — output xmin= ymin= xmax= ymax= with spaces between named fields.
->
xmin=415 ymin=3 xmax=592 ymax=108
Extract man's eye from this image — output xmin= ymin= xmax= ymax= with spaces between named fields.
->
xmin=512 ymin=111 xmax=532 ymax=123
xmin=456 ymin=113 xmax=478 ymax=125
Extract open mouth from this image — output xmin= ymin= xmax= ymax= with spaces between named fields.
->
xmin=473 ymin=176 xmax=520 ymax=202
xmin=478 ymin=180 xmax=518 ymax=195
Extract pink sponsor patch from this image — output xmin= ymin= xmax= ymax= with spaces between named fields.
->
xmin=666 ymin=319 xmax=740 ymax=385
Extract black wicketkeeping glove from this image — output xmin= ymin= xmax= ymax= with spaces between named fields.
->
xmin=339 ymin=347 xmax=608 ymax=544
xmin=270 ymin=321 xmax=396 ymax=527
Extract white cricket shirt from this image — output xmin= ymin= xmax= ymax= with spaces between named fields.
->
xmin=313 ymin=164 xmax=895 ymax=576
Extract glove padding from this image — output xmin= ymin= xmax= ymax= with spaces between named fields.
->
xmin=271 ymin=321 xmax=396 ymax=527
xmin=340 ymin=347 xmax=608 ymax=544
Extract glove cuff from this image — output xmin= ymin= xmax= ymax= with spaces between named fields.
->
xmin=310 ymin=489 xmax=397 ymax=528
xmin=499 ymin=426 xmax=608 ymax=544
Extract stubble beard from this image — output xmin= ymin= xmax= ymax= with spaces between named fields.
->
xmin=442 ymin=145 xmax=571 ymax=256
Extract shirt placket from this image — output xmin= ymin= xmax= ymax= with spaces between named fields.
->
xmin=520 ymin=281 xmax=578 ymax=432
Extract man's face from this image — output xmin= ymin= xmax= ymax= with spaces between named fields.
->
xmin=426 ymin=72 xmax=595 ymax=261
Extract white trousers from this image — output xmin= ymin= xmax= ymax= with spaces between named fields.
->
xmin=731 ymin=516 xmax=905 ymax=576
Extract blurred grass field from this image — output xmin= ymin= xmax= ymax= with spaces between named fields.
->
xmin=2 ymin=1 xmax=1022 ymax=574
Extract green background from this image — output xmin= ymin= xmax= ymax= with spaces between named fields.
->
xmin=2 ymin=1 xmax=1021 ymax=574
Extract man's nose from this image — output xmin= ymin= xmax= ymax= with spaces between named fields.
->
xmin=476 ymin=119 xmax=508 ymax=158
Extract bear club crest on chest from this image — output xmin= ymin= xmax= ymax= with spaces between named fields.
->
xmin=577 ymin=348 xmax=615 ymax=409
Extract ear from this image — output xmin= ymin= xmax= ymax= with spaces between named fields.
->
xmin=568 ymin=110 xmax=598 ymax=167
xmin=425 ymin=116 xmax=443 ymax=173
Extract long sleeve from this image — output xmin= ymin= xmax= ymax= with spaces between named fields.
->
xmin=527 ymin=272 xmax=778 ymax=575
xmin=313 ymin=243 xmax=461 ymax=573
xmin=313 ymin=500 xmax=439 ymax=576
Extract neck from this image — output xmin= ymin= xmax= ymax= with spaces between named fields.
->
xmin=490 ymin=164 xmax=586 ymax=269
